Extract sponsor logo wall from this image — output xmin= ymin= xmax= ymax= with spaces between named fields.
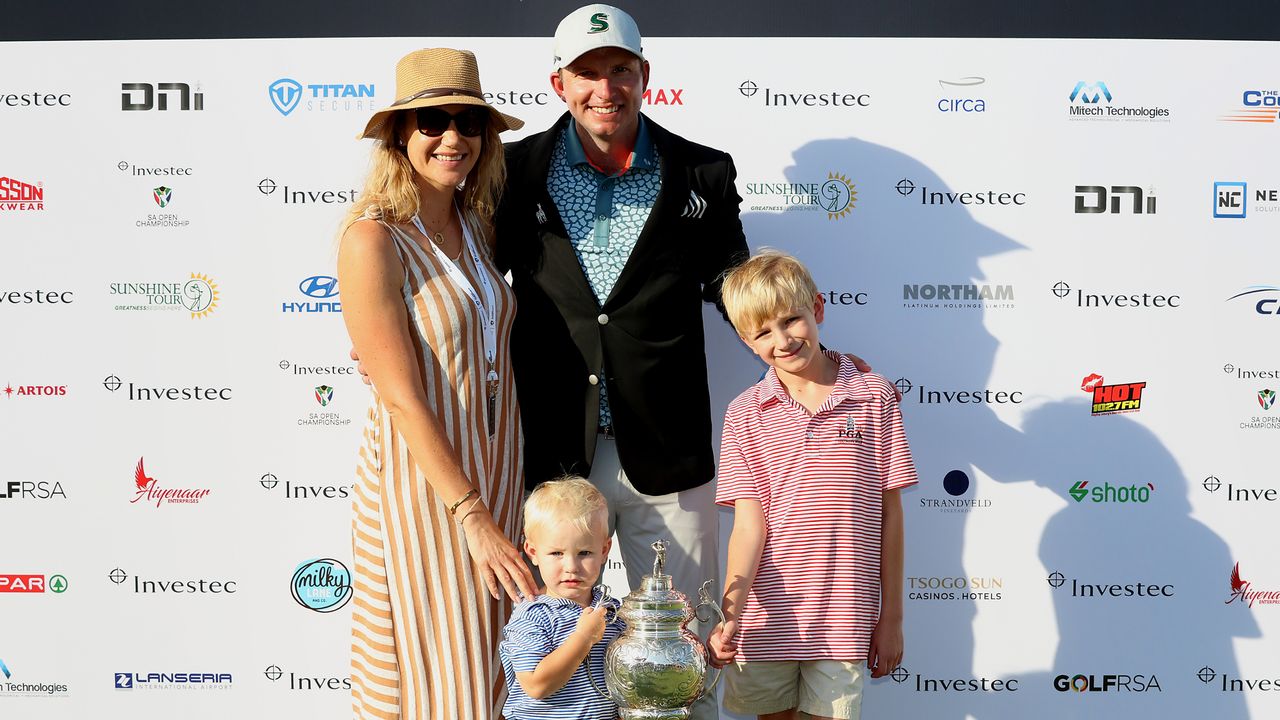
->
xmin=1 ymin=35 xmax=1277 ymax=718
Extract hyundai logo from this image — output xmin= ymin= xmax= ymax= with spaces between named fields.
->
xmin=299 ymin=276 xmax=339 ymax=299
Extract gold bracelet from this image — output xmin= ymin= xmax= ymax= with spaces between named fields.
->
xmin=458 ymin=502 xmax=486 ymax=527
xmin=449 ymin=488 xmax=478 ymax=516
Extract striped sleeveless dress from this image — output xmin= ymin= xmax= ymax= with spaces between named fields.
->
xmin=351 ymin=212 xmax=523 ymax=719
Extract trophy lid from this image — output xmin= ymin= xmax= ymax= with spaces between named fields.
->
xmin=619 ymin=541 xmax=692 ymax=616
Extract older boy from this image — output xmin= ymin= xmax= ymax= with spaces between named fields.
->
xmin=708 ymin=250 xmax=918 ymax=720
xmin=500 ymin=477 xmax=624 ymax=719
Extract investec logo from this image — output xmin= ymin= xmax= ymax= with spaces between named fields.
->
xmin=894 ymin=178 xmax=1023 ymax=206
xmin=0 ymin=176 xmax=44 ymax=211
xmin=102 ymin=374 xmax=232 ymax=401
xmin=902 ymin=283 xmax=1014 ymax=310
xmin=1201 ymin=475 xmax=1278 ymax=503
xmin=1066 ymin=81 xmax=1170 ymax=121
xmin=738 ymin=79 xmax=869 ymax=108
xmin=1198 ymin=666 xmax=1280 ymax=692
xmin=258 ymin=178 xmax=357 ymax=205
xmin=1051 ymin=281 xmax=1180 ymax=309
xmin=259 ymin=471 xmax=352 ymax=500
xmin=890 ymin=667 xmax=1017 ymax=691
xmin=1046 ymin=570 xmax=1173 ymax=598
xmin=283 ymin=276 xmax=340 ymax=313
xmin=268 ymin=78 xmax=375 ymax=117
xmin=263 ymin=664 xmax=352 ymax=691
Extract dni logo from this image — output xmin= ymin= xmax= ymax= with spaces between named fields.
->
xmin=122 ymin=83 xmax=204 ymax=111
xmin=1074 ymin=186 xmax=1156 ymax=214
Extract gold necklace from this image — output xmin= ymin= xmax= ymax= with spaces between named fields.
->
xmin=415 ymin=212 xmax=460 ymax=260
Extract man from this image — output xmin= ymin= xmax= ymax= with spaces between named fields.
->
xmin=494 ymin=7 xmax=746 ymax=716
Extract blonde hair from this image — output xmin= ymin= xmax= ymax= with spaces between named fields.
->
xmin=720 ymin=249 xmax=820 ymax=335
xmin=340 ymin=110 xmax=506 ymax=244
xmin=523 ymin=476 xmax=608 ymax=540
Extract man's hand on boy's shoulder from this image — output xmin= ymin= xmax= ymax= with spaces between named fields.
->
xmin=841 ymin=352 xmax=902 ymax=402
xmin=867 ymin=616 xmax=904 ymax=679
xmin=707 ymin=620 xmax=738 ymax=668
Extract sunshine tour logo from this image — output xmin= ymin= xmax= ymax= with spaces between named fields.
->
xmin=291 ymin=558 xmax=352 ymax=613
xmin=259 ymin=472 xmax=351 ymax=500
xmin=0 ymin=176 xmax=44 ymax=211
xmin=102 ymin=374 xmax=231 ymax=401
xmin=283 ymin=275 xmax=340 ymax=313
xmin=264 ymin=664 xmax=351 ymax=691
xmin=738 ymin=80 xmax=869 ymax=108
xmin=1081 ymin=373 xmax=1145 ymax=416
xmin=257 ymin=178 xmax=358 ymax=205
xmin=743 ymin=172 xmax=856 ymax=220
xmin=1226 ymin=562 xmax=1280 ymax=608
xmin=0 ymin=480 xmax=66 ymax=500
xmin=1202 ymin=475 xmax=1278 ymax=502
xmin=130 ymin=457 xmax=211 ymax=507
xmin=108 ymin=568 xmax=237 ymax=594
xmin=2 ymin=383 xmax=66 ymax=398
xmin=918 ymin=469 xmax=992 ymax=513
xmin=114 ymin=671 xmax=232 ymax=691
xmin=1051 ymin=281 xmax=1179 ymax=309
xmin=1047 ymin=571 xmax=1173 ymax=598
xmin=1054 ymin=673 xmax=1161 ymax=692
xmin=907 ymin=575 xmax=1003 ymax=601
xmin=1198 ymin=666 xmax=1280 ymax=692
xmin=0 ymin=574 xmax=67 ymax=593
xmin=1068 ymin=481 xmax=1154 ymax=504
xmin=890 ymin=667 xmax=1017 ymax=691
xmin=268 ymin=79 xmax=375 ymax=116
xmin=109 ymin=273 xmax=219 ymax=318
xmin=902 ymin=283 xmax=1014 ymax=310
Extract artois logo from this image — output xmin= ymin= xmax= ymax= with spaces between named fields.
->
xmin=314 ymin=385 xmax=334 ymax=407
xmin=152 ymin=186 xmax=173 ymax=208
xmin=1259 ymin=389 xmax=1276 ymax=410
xmin=1226 ymin=562 xmax=1280 ymax=608
xmin=1081 ymin=373 xmax=1145 ymax=416
xmin=588 ymin=12 xmax=609 ymax=32
xmin=130 ymin=457 xmax=211 ymax=507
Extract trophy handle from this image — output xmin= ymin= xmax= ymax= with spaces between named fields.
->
xmin=694 ymin=579 xmax=726 ymax=696
xmin=586 ymin=584 xmax=615 ymax=699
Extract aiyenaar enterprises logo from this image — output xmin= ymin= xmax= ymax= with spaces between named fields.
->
xmin=1226 ymin=562 xmax=1280 ymax=608
xmin=291 ymin=558 xmax=352 ymax=613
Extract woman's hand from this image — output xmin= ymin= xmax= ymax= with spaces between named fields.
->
xmin=461 ymin=510 xmax=537 ymax=602
xmin=707 ymin=619 xmax=739 ymax=668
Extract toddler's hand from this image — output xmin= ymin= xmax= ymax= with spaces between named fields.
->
xmin=707 ymin=620 xmax=738 ymax=668
xmin=575 ymin=605 xmax=607 ymax=646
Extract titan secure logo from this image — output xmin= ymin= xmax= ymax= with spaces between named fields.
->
xmin=121 ymin=83 xmax=204 ymax=111
xmin=1215 ymin=182 xmax=1247 ymax=219
xmin=1074 ymin=185 xmax=1157 ymax=214
xmin=1069 ymin=81 xmax=1112 ymax=104
xmin=269 ymin=78 xmax=303 ymax=116
xmin=589 ymin=12 xmax=609 ymax=32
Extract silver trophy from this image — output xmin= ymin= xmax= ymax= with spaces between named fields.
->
xmin=590 ymin=540 xmax=725 ymax=719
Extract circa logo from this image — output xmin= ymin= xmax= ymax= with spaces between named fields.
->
xmin=268 ymin=78 xmax=375 ymax=117
xmin=1220 ymin=89 xmax=1280 ymax=124
xmin=291 ymin=558 xmax=353 ymax=613
xmin=1051 ymin=281 xmax=1180 ymax=308
xmin=1226 ymin=562 xmax=1280 ymax=608
xmin=1053 ymin=673 xmax=1162 ymax=692
xmin=738 ymin=80 xmax=869 ymax=108
xmin=1067 ymin=81 xmax=1171 ymax=122
xmin=1074 ymin=185 xmax=1157 ymax=214
xmin=1047 ymin=570 xmax=1173 ymax=598
xmin=902 ymin=283 xmax=1014 ymax=310
xmin=131 ymin=457 xmax=212 ymax=508
xmin=109 ymin=567 xmax=237 ymax=594
xmin=895 ymin=179 xmax=1024 ymax=206
xmin=937 ymin=76 xmax=987 ymax=113
xmin=284 ymin=276 xmax=340 ymax=313
xmin=121 ymin=82 xmax=204 ymax=112
xmin=892 ymin=667 xmax=1017 ymax=691
xmin=1080 ymin=373 xmax=1146 ymax=416
xmin=0 ymin=480 xmax=67 ymax=500
xmin=0 ymin=176 xmax=44 ymax=211
xmin=743 ymin=172 xmax=856 ymax=220
xmin=258 ymin=178 xmax=357 ymax=205
xmin=103 ymin=374 xmax=231 ymax=401
xmin=109 ymin=273 xmax=220 ymax=318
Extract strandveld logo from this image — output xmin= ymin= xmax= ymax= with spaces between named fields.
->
xmin=152 ymin=186 xmax=172 ymax=208
xmin=109 ymin=273 xmax=219 ymax=318
xmin=291 ymin=558 xmax=352 ymax=613
xmin=1081 ymin=373 xmax=1145 ymax=416
xmin=268 ymin=78 xmax=375 ymax=117
xmin=918 ymin=469 xmax=992 ymax=513
xmin=131 ymin=457 xmax=211 ymax=507
xmin=742 ymin=172 xmax=856 ymax=220
xmin=1220 ymin=89 xmax=1280 ymax=124
xmin=1226 ymin=562 xmax=1280 ymax=608
xmin=589 ymin=12 xmax=609 ymax=32
xmin=1068 ymin=481 xmax=1154 ymax=503
xmin=1067 ymin=81 xmax=1170 ymax=122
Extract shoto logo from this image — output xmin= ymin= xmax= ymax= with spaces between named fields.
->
xmin=0 ymin=176 xmax=44 ymax=211
xmin=0 ymin=574 xmax=66 ymax=593
xmin=0 ymin=480 xmax=67 ymax=500
xmin=894 ymin=178 xmax=1024 ymax=206
xmin=742 ymin=172 xmax=857 ymax=220
xmin=1047 ymin=570 xmax=1173 ymax=598
xmin=1220 ymin=89 xmax=1280 ymax=123
xmin=267 ymin=78 xmax=375 ymax=117
xmin=1225 ymin=285 xmax=1280 ymax=315
xmin=257 ymin=178 xmax=358 ymax=205
xmin=1214 ymin=181 xmax=1247 ymax=219
xmin=283 ymin=276 xmax=341 ymax=313
xmin=121 ymin=83 xmax=204 ymax=111
xmin=109 ymin=273 xmax=220 ymax=318
xmin=1226 ymin=562 xmax=1280 ymax=608
xmin=894 ymin=667 xmax=1018 ymax=692
xmin=918 ymin=469 xmax=992 ymax=513
xmin=130 ymin=457 xmax=212 ymax=507
xmin=1067 ymin=81 xmax=1170 ymax=121
xmin=264 ymin=664 xmax=353 ymax=691
xmin=1080 ymin=373 xmax=1145 ymax=416
xmin=936 ymin=76 xmax=986 ymax=113
xmin=291 ymin=558 xmax=353 ymax=613
xmin=737 ymin=79 xmax=870 ymax=108
xmin=2 ymin=383 xmax=67 ymax=399
xmin=1199 ymin=666 xmax=1280 ymax=692
xmin=1074 ymin=185 xmax=1157 ymax=214
xmin=1068 ymin=480 xmax=1154 ymax=503
xmin=1053 ymin=673 xmax=1161 ymax=692
xmin=1051 ymin=281 xmax=1180 ymax=309
xmin=1202 ymin=475 xmax=1278 ymax=502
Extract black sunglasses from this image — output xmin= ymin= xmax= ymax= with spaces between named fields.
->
xmin=415 ymin=106 xmax=489 ymax=137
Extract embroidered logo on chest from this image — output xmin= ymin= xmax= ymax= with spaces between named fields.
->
xmin=837 ymin=416 xmax=863 ymax=442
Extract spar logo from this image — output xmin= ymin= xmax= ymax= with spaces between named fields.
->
xmin=291 ymin=558 xmax=352 ymax=613
xmin=1226 ymin=562 xmax=1280 ymax=608
xmin=1053 ymin=673 xmax=1161 ymax=692
xmin=1068 ymin=480 xmax=1154 ymax=503
xmin=0 ymin=176 xmax=44 ymax=211
xmin=130 ymin=457 xmax=211 ymax=507
xmin=1081 ymin=373 xmax=1145 ymax=416
xmin=0 ymin=574 xmax=67 ymax=593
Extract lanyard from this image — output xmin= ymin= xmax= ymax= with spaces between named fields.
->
xmin=411 ymin=211 xmax=500 ymax=395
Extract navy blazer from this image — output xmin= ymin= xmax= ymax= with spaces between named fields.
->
xmin=496 ymin=112 xmax=748 ymax=495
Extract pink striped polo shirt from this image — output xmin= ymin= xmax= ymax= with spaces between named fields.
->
xmin=715 ymin=353 xmax=917 ymax=661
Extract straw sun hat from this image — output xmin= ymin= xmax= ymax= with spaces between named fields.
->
xmin=358 ymin=48 xmax=524 ymax=140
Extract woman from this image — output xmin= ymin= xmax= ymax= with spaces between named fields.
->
xmin=339 ymin=48 xmax=536 ymax=719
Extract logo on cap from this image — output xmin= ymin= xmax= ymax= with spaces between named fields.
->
xmin=589 ymin=12 xmax=609 ymax=33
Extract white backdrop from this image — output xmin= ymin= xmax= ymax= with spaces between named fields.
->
xmin=2 ymin=36 xmax=1279 ymax=719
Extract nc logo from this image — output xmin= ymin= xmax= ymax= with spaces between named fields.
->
xmin=269 ymin=78 xmax=303 ymax=116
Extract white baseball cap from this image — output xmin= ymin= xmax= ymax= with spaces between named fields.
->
xmin=552 ymin=4 xmax=644 ymax=70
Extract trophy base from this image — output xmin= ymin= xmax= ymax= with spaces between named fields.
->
xmin=619 ymin=710 xmax=691 ymax=720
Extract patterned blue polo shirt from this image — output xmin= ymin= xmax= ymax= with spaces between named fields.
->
xmin=547 ymin=116 xmax=662 ymax=429
xmin=499 ymin=588 xmax=626 ymax=720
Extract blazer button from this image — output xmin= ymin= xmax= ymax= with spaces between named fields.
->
xmin=597 ymin=313 xmax=609 ymax=325
xmin=588 ymin=374 xmax=599 ymax=385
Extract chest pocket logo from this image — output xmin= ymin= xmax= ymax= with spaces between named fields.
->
xmin=837 ymin=416 xmax=864 ymax=443
xmin=681 ymin=189 xmax=707 ymax=219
